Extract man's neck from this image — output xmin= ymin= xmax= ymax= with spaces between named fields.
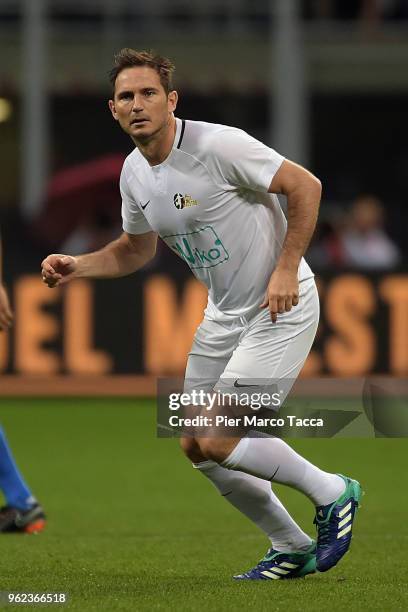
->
xmin=133 ymin=115 xmax=177 ymax=166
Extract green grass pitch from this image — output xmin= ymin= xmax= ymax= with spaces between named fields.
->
xmin=1 ymin=398 xmax=407 ymax=611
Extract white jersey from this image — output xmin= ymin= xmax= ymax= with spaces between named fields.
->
xmin=121 ymin=117 xmax=314 ymax=321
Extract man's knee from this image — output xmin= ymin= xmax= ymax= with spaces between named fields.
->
xmin=198 ymin=437 xmax=235 ymax=463
xmin=180 ymin=436 xmax=205 ymax=462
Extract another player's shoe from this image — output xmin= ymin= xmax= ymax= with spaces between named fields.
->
xmin=314 ymin=475 xmax=362 ymax=572
xmin=0 ymin=503 xmax=46 ymax=534
xmin=233 ymin=541 xmax=316 ymax=580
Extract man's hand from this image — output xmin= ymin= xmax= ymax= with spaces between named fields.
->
xmin=41 ymin=254 xmax=77 ymax=288
xmin=0 ymin=284 xmax=13 ymax=330
xmin=260 ymin=268 xmax=299 ymax=323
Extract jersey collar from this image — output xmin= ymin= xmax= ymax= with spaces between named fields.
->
xmin=174 ymin=117 xmax=186 ymax=150
xmin=147 ymin=116 xmax=184 ymax=170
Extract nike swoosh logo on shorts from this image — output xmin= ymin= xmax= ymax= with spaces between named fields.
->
xmin=234 ymin=380 xmax=259 ymax=388
xmin=140 ymin=200 xmax=150 ymax=210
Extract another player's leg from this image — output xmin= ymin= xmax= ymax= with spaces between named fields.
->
xmin=0 ymin=427 xmax=46 ymax=533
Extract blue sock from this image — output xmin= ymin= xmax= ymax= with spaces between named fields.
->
xmin=0 ymin=426 xmax=36 ymax=510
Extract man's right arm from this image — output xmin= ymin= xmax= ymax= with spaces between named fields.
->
xmin=41 ymin=231 xmax=157 ymax=288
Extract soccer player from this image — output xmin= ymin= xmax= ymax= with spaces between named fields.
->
xmin=41 ymin=49 xmax=361 ymax=578
xmin=0 ymin=237 xmax=46 ymax=533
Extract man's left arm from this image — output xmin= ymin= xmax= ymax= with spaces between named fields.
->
xmin=261 ymin=159 xmax=322 ymax=322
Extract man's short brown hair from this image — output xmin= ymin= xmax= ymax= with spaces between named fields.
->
xmin=109 ymin=48 xmax=175 ymax=94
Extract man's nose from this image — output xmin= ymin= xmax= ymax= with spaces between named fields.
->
xmin=131 ymin=96 xmax=144 ymax=112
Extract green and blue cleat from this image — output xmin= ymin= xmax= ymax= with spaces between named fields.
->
xmin=233 ymin=541 xmax=316 ymax=580
xmin=314 ymin=474 xmax=362 ymax=572
xmin=233 ymin=475 xmax=362 ymax=580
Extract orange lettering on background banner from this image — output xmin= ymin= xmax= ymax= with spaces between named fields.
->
xmin=64 ymin=280 xmax=113 ymax=374
xmin=325 ymin=276 xmax=376 ymax=375
xmin=380 ymin=276 xmax=408 ymax=375
xmin=144 ymin=276 xmax=207 ymax=374
xmin=15 ymin=276 xmax=61 ymax=374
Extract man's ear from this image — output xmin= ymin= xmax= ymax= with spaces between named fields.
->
xmin=168 ymin=90 xmax=178 ymax=114
xmin=109 ymin=99 xmax=118 ymax=120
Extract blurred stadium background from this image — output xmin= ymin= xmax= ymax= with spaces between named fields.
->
xmin=1 ymin=3 xmax=407 ymax=610
xmin=0 ymin=0 xmax=407 ymax=388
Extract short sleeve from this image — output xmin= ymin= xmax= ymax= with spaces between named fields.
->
xmin=120 ymin=164 xmax=153 ymax=235
xmin=207 ymin=127 xmax=285 ymax=192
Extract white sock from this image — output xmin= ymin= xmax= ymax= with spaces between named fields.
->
xmin=194 ymin=460 xmax=313 ymax=552
xmin=221 ymin=437 xmax=345 ymax=507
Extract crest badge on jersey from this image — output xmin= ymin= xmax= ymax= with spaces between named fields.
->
xmin=173 ymin=193 xmax=199 ymax=210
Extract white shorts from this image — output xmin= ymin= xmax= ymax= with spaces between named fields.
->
xmin=184 ymin=278 xmax=319 ymax=409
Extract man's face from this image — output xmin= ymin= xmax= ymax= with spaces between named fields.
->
xmin=109 ymin=66 xmax=177 ymax=141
